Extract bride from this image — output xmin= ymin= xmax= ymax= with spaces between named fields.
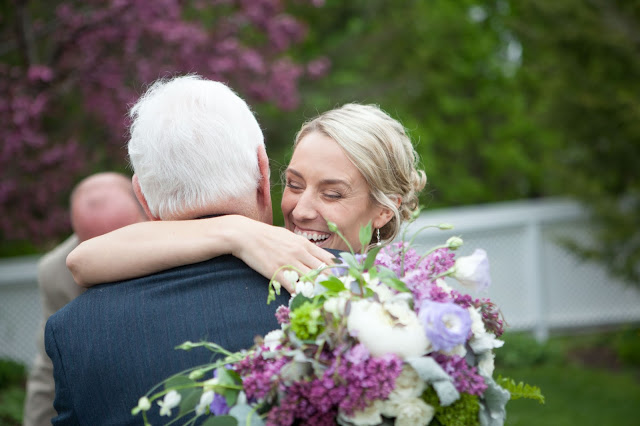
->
xmin=67 ymin=103 xmax=427 ymax=292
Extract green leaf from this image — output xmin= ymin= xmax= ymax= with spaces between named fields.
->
xmin=289 ymin=293 xmax=313 ymax=311
xmin=363 ymin=245 xmax=382 ymax=270
xmin=165 ymin=375 xmax=195 ymax=390
xmin=318 ymin=276 xmax=347 ymax=292
xmin=177 ymin=386 xmax=201 ymax=417
xmin=358 ymin=221 xmax=373 ymax=253
xmin=216 ymin=367 xmax=238 ymax=386
xmin=201 ymin=415 xmax=238 ymax=426
xmin=382 ymin=277 xmax=410 ymax=293
xmin=339 ymin=252 xmax=361 ymax=270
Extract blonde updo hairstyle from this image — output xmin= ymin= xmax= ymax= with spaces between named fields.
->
xmin=293 ymin=103 xmax=426 ymax=246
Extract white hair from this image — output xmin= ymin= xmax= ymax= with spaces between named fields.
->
xmin=128 ymin=75 xmax=264 ymax=219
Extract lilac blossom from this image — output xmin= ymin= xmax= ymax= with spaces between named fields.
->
xmin=433 ymin=354 xmax=488 ymax=396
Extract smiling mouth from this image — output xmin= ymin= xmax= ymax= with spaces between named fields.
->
xmin=295 ymin=229 xmax=330 ymax=245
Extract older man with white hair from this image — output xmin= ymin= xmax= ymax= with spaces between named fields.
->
xmin=44 ymin=75 xmax=289 ymax=425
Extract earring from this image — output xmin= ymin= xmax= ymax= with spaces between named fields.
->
xmin=376 ymin=228 xmax=381 ymax=246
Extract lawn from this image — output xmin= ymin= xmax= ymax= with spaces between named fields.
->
xmin=498 ymin=327 xmax=640 ymax=426
xmin=1 ymin=327 xmax=639 ymax=425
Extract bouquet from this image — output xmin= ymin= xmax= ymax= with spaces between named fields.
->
xmin=133 ymin=222 xmax=543 ymax=425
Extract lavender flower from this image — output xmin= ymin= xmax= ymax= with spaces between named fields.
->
xmin=418 ymin=300 xmax=472 ymax=352
xmin=209 ymin=393 xmax=230 ymax=416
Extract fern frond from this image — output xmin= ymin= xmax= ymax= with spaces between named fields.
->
xmin=496 ymin=375 xmax=545 ymax=404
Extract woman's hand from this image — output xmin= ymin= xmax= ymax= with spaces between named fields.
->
xmin=226 ymin=216 xmax=336 ymax=294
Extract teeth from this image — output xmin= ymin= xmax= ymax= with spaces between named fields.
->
xmin=296 ymin=230 xmax=329 ymax=242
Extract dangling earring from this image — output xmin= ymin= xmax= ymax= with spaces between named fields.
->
xmin=376 ymin=228 xmax=381 ymax=246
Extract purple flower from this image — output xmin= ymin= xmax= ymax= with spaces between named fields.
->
xmin=434 ymin=354 xmax=488 ymax=396
xmin=418 ymin=300 xmax=471 ymax=352
xmin=210 ymin=392 xmax=230 ymax=415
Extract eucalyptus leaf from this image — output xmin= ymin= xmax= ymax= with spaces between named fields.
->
xmin=229 ymin=404 xmax=265 ymax=426
xmin=339 ymin=252 xmax=361 ymax=270
xmin=406 ymin=356 xmax=459 ymax=406
xmin=479 ymin=377 xmax=510 ymax=426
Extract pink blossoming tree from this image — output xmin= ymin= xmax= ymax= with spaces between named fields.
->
xmin=1 ymin=0 xmax=327 ymax=246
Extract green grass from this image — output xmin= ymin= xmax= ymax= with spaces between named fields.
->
xmin=497 ymin=327 xmax=640 ymax=426
xmin=0 ymin=359 xmax=26 ymax=426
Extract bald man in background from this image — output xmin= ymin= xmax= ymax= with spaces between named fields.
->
xmin=23 ymin=172 xmax=147 ymax=426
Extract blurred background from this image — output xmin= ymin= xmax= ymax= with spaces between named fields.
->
xmin=1 ymin=0 xmax=639 ymax=424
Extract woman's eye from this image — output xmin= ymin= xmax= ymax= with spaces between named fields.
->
xmin=286 ymin=181 xmax=303 ymax=191
xmin=324 ymin=192 xmax=342 ymax=200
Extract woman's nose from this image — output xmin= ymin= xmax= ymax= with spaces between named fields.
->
xmin=291 ymin=190 xmax=318 ymax=222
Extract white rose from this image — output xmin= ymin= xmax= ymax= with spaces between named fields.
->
xmin=337 ymin=401 xmax=383 ymax=426
xmin=347 ymin=300 xmax=430 ymax=359
xmin=381 ymin=365 xmax=425 ymax=418
xmin=395 ymin=398 xmax=435 ymax=426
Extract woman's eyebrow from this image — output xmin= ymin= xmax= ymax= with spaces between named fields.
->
xmin=286 ymin=168 xmax=351 ymax=188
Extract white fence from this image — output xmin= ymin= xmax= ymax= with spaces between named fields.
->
xmin=2 ymin=198 xmax=640 ymax=368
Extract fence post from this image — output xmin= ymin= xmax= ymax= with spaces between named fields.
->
xmin=525 ymin=220 xmax=548 ymax=342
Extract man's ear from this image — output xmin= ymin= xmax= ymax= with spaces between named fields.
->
xmin=132 ymin=175 xmax=159 ymax=221
xmin=256 ymin=145 xmax=273 ymax=224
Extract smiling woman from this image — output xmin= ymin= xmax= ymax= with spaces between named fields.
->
xmin=284 ymin=131 xmax=388 ymax=251
xmin=66 ymin=104 xmax=426 ymax=292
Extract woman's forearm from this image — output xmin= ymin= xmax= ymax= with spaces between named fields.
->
xmin=67 ymin=216 xmax=242 ymax=287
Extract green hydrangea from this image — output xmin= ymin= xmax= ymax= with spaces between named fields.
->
xmin=289 ymin=301 xmax=324 ymax=341
xmin=423 ymin=387 xmax=480 ymax=426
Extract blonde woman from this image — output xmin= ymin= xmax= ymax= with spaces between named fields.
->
xmin=68 ymin=104 xmax=426 ymax=293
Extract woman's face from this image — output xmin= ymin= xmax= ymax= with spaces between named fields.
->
xmin=281 ymin=131 xmax=387 ymax=252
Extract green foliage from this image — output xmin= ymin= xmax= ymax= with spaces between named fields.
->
xmin=506 ymin=0 xmax=640 ymax=285
xmin=0 ymin=359 xmax=26 ymax=426
xmin=495 ymin=332 xmax=560 ymax=368
xmin=497 ymin=376 xmax=545 ymax=404
xmin=281 ymin=0 xmax=640 ymax=286
xmin=0 ymin=385 xmax=24 ymax=426
xmin=423 ymin=386 xmax=480 ymax=426
xmin=614 ymin=327 xmax=640 ymax=367
xmin=288 ymin=301 xmax=324 ymax=340
xmin=0 ymin=359 xmax=26 ymax=390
